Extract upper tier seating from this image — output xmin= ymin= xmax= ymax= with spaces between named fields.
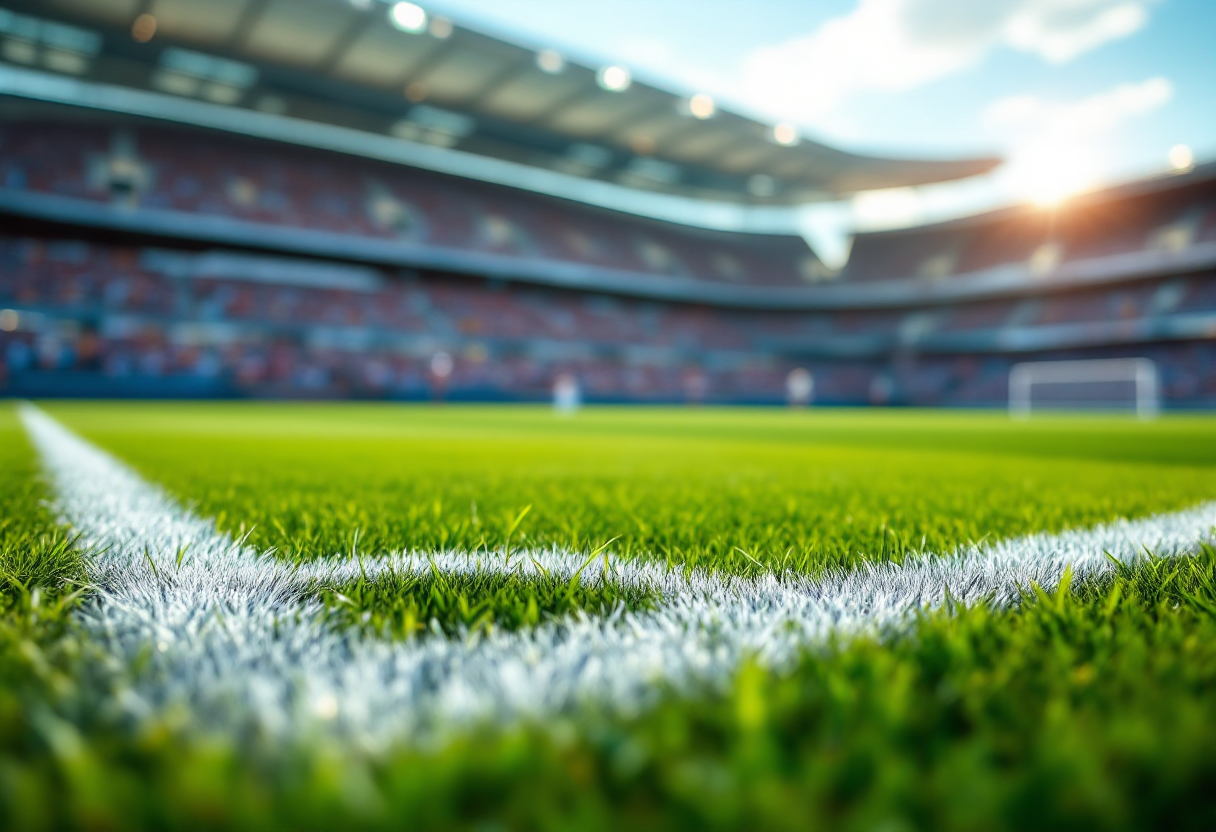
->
xmin=0 ymin=122 xmax=818 ymax=288
xmin=844 ymin=171 xmax=1216 ymax=284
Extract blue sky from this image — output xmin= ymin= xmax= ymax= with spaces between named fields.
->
xmin=423 ymin=0 xmax=1215 ymax=259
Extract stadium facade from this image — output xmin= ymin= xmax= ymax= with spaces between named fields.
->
xmin=1 ymin=0 xmax=1213 ymax=407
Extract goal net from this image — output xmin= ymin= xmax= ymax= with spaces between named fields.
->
xmin=1008 ymin=358 xmax=1160 ymax=419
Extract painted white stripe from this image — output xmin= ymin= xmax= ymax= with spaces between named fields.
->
xmin=19 ymin=404 xmax=1216 ymax=749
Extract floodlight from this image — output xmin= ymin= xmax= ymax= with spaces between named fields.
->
xmin=131 ymin=13 xmax=156 ymax=43
xmin=429 ymin=16 xmax=453 ymax=39
xmin=390 ymin=2 xmax=427 ymax=33
xmin=772 ymin=123 xmax=798 ymax=146
xmin=687 ymin=93 xmax=715 ymax=119
xmin=1169 ymin=144 xmax=1194 ymax=172
xmin=536 ymin=49 xmax=565 ymax=74
xmin=597 ymin=65 xmax=631 ymax=92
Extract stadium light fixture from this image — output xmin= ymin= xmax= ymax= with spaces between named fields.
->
xmin=536 ymin=49 xmax=565 ymax=74
xmin=772 ymin=123 xmax=799 ymax=146
xmin=687 ymin=93 xmax=715 ymax=120
xmin=390 ymin=2 xmax=428 ymax=33
xmin=429 ymin=16 xmax=453 ymax=39
xmin=597 ymin=65 xmax=631 ymax=92
xmin=131 ymin=13 xmax=156 ymax=43
xmin=1169 ymin=144 xmax=1194 ymax=172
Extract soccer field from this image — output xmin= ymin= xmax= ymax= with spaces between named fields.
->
xmin=4 ymin=401 xmax=1216 ymax=830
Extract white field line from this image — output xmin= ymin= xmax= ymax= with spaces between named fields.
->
xmin=19 ymin=404 xmax=1216 ymax=750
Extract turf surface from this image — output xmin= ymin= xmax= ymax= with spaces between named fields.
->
xmin=0 ymin=404 xmax=84 ymax=602
xmin=43 ymin=402 xmax=1216 ymax=574
xmin=5 ymin=401 xmax=1216 ymax=830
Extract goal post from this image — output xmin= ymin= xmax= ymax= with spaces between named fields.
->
xmin=1008 ymin=358 xmax=1160 ymax=419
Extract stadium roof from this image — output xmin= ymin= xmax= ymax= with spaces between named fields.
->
xmin=4 ymin=0 xmax=1000 ymax=210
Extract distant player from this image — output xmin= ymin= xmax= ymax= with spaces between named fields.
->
xmin=429 ymin=351 xmax=453 ymax=402
xmin=870 ymin=374 xmax=893 ymax=407
xmin=553 ymin=371 xmax=581 ymax=413
xmin=786 ymin=367 xmax=814 ymax=408
xmin=682 ymin=366 xmax=709 ymax=405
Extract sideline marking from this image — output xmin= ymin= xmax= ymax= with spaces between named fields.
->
xmin=19 ymin=404 xmax=1216 ymax=748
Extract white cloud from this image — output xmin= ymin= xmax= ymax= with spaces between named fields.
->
xmin=984 ymin=76 xmax=1173 ymax=203
xmin=983 ymin=94 xmax=1043 ymax=126
xmin=1004 ymin=0 xmax=1147 ymax=62
xmin=984 ymin=75 xmax=1172 ymax=132
xmin=738 ymin=0 xmax=1151 ymax=122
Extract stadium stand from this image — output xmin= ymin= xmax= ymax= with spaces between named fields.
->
xmin=845 ymin=167 xmax=1216 ymax=283
xmin=4 ymin=170 xmax=1216 ymax=407
xmin=0 ymin=121 xmax=819 ymax=287
xmin=0 ymin=1 xmax=1213 ymax=408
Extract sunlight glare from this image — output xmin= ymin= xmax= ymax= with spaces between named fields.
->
xmin=1018 ymin=146 xmax=1098 ymax=207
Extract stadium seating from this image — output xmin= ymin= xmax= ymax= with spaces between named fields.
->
xmin=0 ymin=234 xmax=809 ymax=402
xmin=845 ymin=168 xmax=1216 ymax=284
xmin=2 ymin=120 xmax=1215 ymax=408
xmin=0 ymin=122 xmax=815 ymax=288
xmin=3 ymin=228 xmax=1215 ymax=406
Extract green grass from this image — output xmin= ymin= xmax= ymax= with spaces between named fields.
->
xmin=0 ymin=405 xmax=95 ymax=831
xmin=5 ymin=401 xmax=1216 ymax=830
xmin=0 ymin=405 xmax=86 ymax=607
xmin=43 ymin=403 xmax=1216 ymax=579
xmin=9 ymin=544 xmax=1216 ymax=831
xmin=316 ymin=567 xmax=657 ymax=638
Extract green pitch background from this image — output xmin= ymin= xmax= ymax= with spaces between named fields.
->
xmin=39 ymin=402 xmax=1216 ymax=570
xmin=4 ymin=402 xmax=1216 ymax=831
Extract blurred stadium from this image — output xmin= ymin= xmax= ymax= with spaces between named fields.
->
xmin=3 ymin=0 xmax=1211 ymax=410
xmin=7 ymin=4 xmax=1216 ymax=831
